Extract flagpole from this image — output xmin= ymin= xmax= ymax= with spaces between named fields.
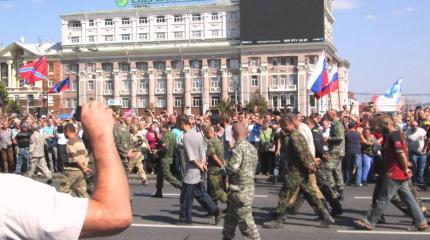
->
xmin=337 ymin=81 xmax=341 ymax=110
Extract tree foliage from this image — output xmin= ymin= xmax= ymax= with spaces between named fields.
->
xmin=247 ymin=91 xmax=268 ymax=115
xmin=216 ymin=98 xmax=235 ymax=115
xmin=0 ymin=81 xmax=8 ymax=108
xmin=7 ymin=99 xmax=20 ymax=114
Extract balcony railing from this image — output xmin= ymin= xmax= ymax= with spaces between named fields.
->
xmin=191 ymin=87 xmax=202 ymax=93
xmin=155 ymin=88 xmax=166 ymax=94
xmin=173 ymin=88 xmax=184 ymax=94
xmin=269 ymin=85 xmax=297 ymax=92
xmin=103 ymin=89 xmax=113 ymax=95
xmin=210 ymin=87 xmax=221 ymax=93
xmin=138 ymin=88 xmax=148 ymax=94
xmin=120 ymin=89 xmax=131 ymax=95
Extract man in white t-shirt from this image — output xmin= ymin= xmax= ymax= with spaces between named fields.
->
xmin=0 ymin=102 xmax=131 ymax=239
xmin=406 ymin=121 xmax=427 ymax=184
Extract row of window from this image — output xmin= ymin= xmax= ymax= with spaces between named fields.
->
xmin=106 ymin=96 xmax=222 ymax=109
xmin=68 ymin=12 xmax=238 ymax=28
xmin=248 ymin=55 xmax=319 ymax=67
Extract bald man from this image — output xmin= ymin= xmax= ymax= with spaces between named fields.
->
xmin=223 ymin=123 xmax=261 ymax=240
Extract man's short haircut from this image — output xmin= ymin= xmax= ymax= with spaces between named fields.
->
xmin=303 ymin=117 xmax=316 ymax=127
xmin=64 ymin=123 xmax=76 ymax=133
xmin=203 ymin=124 xmax=214 ymax=135
xmin=281 ymin=113 xmax=296 ymax=124
xmin=177 ymin=114 xmax=190 ymax=125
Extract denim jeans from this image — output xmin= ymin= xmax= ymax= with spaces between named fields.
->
xmin=16 ymin=147 xmax=29 ymax=174
xmin=410 ymin=153 xmax=427 ymax=184
xmin=45 ymin=143 xmax=58 ymax=172
xmin=362 ymin=154 xmax=374 ymax=183
xmin=362 ymin=178 xmax=426 ymax=228
xmin=179 ymin=182 xmax=218 ymax=223
xmin=346 ymin=153 xmax=363 ymax=185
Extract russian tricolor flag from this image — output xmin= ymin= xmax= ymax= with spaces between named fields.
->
xmin=307 ymin=52 xmax=329 ymax=99
xmin=319 ymin=66 xmax=339 ymax=98
xmin=49 ymin=77 xmax=70 ymax=94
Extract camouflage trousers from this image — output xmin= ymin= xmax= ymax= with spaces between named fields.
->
xmin=127 ymin=156 xmax=147 ymax=182
xmin=156 ymin=157 xmax=182 ymax=190
xmin=275 ymin=170 xmax=325 ymax=216
xmin=223 ymin=187 xmax=261 ymax=240
xmin=59 ymin=170 xmax=89 ymax=198
xmin=207 ymin=167 xmax=228 ymax=203
xmin=287 ymin=173 xmax=326 ymax=213
xmin=24 ymin=157 xmax=52 ymax=180
xmin=319 ymin=153 xmax=345 ymax=191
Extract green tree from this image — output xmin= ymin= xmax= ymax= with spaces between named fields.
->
xmin=0 ymin=81 xmax=8 ymax=113
xmin=7 ymin=99 xmax=20 ymax=114
xmin=247 ymin=91 xmax=268 ymax=115
xmin=216 ymin=98 xmax=235 ymax=115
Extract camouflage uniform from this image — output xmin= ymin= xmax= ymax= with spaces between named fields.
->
xmin=321 ymin=120 xmax=345 ymax=192
xmin=113 ymin=123 xmax=132 ymax=164
xmin=263 ymin=130 xmax=333 ymax=228
xmin=223 ymin=139 xmax=261 ymax=240
xmin=207 ymin=138 xmax=228 ymax=204
xmin=127 ymin=135 xmax=147 ymax=183
xmin=156 ymin=131 xmax=182 ymax=191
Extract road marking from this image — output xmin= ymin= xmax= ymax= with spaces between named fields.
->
xmin=132 ymin=223 xmax=223 ymax=230
xmin=337 ymin=230 xmax=430 ymax=235
xmin=135 ymin=193 xmax=268 ymax=198
xmin=354 ymin=196 xmax=430 ymax=200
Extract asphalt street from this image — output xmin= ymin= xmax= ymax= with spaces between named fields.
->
xmin=69 ymin=175 xmax=430 ymax=240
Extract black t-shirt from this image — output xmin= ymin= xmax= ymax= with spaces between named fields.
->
xmin=15 ymin=131 xmax=32 ymax=148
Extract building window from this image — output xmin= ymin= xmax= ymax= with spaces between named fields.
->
xmin=172 ymin=61 xmax=183 ymax=70
xmin=70 ymin=21 xmax=81 ymax=28
xmin=174 ymin=98 xmax=183 ymax=107
xmin=208 ymin=59 xmax=220 ymax=69
xmin=211 ymin=77 xmax=220 ymax=88
xmin=230 ymin=75 xmax=240 ymax=90
xmin=192 ymin=78 xmax=202 ymax=90
xmin=228 ymin=59 xmax=240 ymax=69
xmin=156 ymin=16 xmax=166 ymax=23
xmin=48 ymin=63 xmax=54 ymax=73
xmin=120 ymin=63 xmax=130 ymax=72
xmin=211 ymin=30 xmax=220 ymax=38
xmin=156 ymin=32 xmax=166 ymax=40
xmin=250 ymin=58 xmax=260 ymax=67
xmin=136 ymin=62 xmax=148 ymax=71
xmin=230 ymin=29 xmax=240 ymax=40
xmin=86 ymin=63 xmax=95 ymax=72
xmin=192 ymin=14 xmax=201 ymax=21
xmin=154 ymin=62 xmax=166 ymax=71
xmin=309 ymin=95 xmax=316 ymax=107
xmin=174 ymin=78 xmax=184 ymax=90
xmin=105 ymin=19 xmax=113 ymax=26
xmin=88 ymin=20 xmax=94 ymax=27
xmin=105 ymin=35 xmax=114 ymax=42
xmin=122 ymin=80 xmax=131 ymax=90
xmin=122 ymin=18 xmax=130 ymax=25
xmin=190 ymin=60 xmax=201 ymax=69
xmin=121 ymin=34 xmax=131 ymax=41
xmin=211 ymin=96 xmax=220 ymax=107
xmin=230 ymin=12 xmax=239 ymax=21
xmin=211 ymin=13 xmax=219 ymax=21
xmin=279 ymin=75 xmax=286 ymax=85
xmin=71 ymin=37 xmax=80 ymax=43
xmin=102 ymin=63 xmax=113 ymax=72
xmin=139 ymin=17 xmax=148 ymax=24
xmin=191 ymin=31 xmax=202 ymax=39
xmin=138 ymin=98 xmax=148 ymax=108
xmin=88 ymin=81 xmax=94 ymax=90
xmin=289 ymin=74 xmax=298 ymax=85
xmin=122 ymin=98 xmax=130 ymax=108
xmin=307 ymin=55 xmax=318 ymax=65
xmin=139 ymin=33 xmax=148 ymax=40
xmin=192 ymin=97 xmax=202 ymax=107
xmin=139 ymin=79 xmax=148 ymax=90
xmin=104 ymin=80 xmax=113 ymax=90
xmin=174 ymin=15 xmax=183 ymax=22
xmin=174 ymin=31 xmax=184 ymax=39
xmin=156 ymin=97 xmax=167 ymax=108
xmin=88 ymin=36 xmax=95 ymax=43
xmin=251 ymin=75 xmax=259 ymax=87
xmin=48 ymin=80 xmax=54 ymax=88
xmin=272 ymin=76 xmax=279 ymax=85
xmin=290 ymin=95 xmax=296 ymax=107
xmin=157 ymin=79 xmax=167 ymax=90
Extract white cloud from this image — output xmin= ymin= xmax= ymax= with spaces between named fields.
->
xmin=366 ymin=14 xmax=376 ymax=21
xmin=333 ymin=0 xmax=359 ymax=11
xmin=393 ymin=6 xmax=416 ymax=16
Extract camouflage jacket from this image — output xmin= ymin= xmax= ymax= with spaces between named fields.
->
xmin=207 ymin=138 xmax=224 ymax=169
xmin=328 ymin=120 xmax=345 ymax=155
xmin=113 ymin=123 xmax=132 ymax=161
xmin=160 ymin=131 xmax=176 ymax=158
xmin=226 ymin=139 xmax=258 ymax=188
xmin=282 ymin=129 xmax=315 ymax=173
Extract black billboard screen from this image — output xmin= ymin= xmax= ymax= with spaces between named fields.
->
xmin=240 ymin=0 xmax=325 ymax=45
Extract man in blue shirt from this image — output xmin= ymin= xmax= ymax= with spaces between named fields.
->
xmin=43 ymin=118 xmax=58 ymax=173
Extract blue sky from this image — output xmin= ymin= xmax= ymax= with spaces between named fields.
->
xmin=0 ymin=0 xmax=429 ymax=97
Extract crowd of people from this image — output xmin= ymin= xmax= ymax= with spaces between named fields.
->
xmin=1 ymin=104 xmax=430 ymax=239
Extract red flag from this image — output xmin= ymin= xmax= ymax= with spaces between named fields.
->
xmin=18 ymin=56 xmax=48 ymax=84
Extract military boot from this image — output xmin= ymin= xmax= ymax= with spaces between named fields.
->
xmin=337 ymin=189 xmax=344 ymax=201
xmin=152 ymin=189 xmax=163 ymax=198
xmin=263 ymin=214 xmax=284 ymax=229
xmin=319 ymin=208 xmax=335 ymax=228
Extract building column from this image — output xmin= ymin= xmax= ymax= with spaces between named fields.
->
xmin=221 ymin=59 xmax=228 ymax=100
xmin=148 ymin=68 xmax=156 ymax=110
xmin=131 ymin=70 xmax=138 ymax=109
xmin=95 ymin=63 xmax=103 ymax=103
xmin=240 ymin=66 xmax=248 ymax=105
xmin=260 ymin=65 xmax=269 ymax=100
xmin=113 ymin=62 xmax=120 ymax=100
xmin=166 ymin=69 xmax=174 ymax=115
xmin=184 ymin=67 xmax=191 ymax=115
xmin=7 ymin=61 xmax=12 ymax=88
xmin=202 ymin=66 xmax=210 ymax=114
xmin=78 ymin=64 xmax=86 ymax=105
xmin=297 ymin=64 xmax=308 ymax=115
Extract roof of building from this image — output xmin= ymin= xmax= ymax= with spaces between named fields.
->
xmin=0 ymin=42 xmax=62 ymax=59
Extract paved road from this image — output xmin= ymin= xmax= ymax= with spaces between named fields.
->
xmin=77 ymin=176 xmax=430 ymax=240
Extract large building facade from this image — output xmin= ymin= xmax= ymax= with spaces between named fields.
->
xmin=1 ymin=0 xmax=349 ymax=115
